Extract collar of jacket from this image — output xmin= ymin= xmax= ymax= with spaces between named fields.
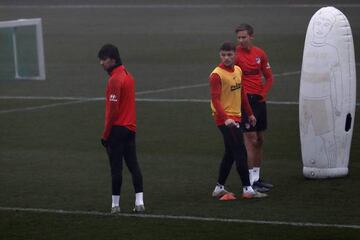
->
xmin=108 ymin=64 xmax=123 ymax=75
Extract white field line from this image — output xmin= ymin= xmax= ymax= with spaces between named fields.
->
xmin=1 ymin=69 xmax=360 ymax=111
xmin=138 ymin=98 xmax=300 ymax=106
xmin=0 ymin=96 xmax=103 ymax=101
xmin=0 ymin=4 xmax=359 ymax=9
xmin=0 ymin=96 xmax=297 ymax=104
xmin=136 ymin=99 xmax=359 ymax=107
xmin=0 ymin=206 xmax=359 ymax=230
xmin=137 ymin=98 xmax=208 ymax=103
xmin=0 ymin=99 xmax=90 ymax=114
xmin=136 ymin=83 xmax=207 ymax=95
xmin=1 ymin=97 xmax=359 ymax=108
xmin=136 ymin=71 xmax=301 ymax=95
xmin=275 ymin=70 xmax=301 ymax=77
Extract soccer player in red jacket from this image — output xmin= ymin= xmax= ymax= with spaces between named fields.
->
xmin=98 ymin=44 xmax=144 ymax=214
xmin=235 ymin=24 xmax=274 ymax=192
xmin=210 ymin=41 xmax=267 ymax=199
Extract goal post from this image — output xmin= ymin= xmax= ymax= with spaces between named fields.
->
xmin=0 ymin=18 xmax=46 ymax=80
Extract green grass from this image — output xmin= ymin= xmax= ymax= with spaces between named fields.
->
xmin=1 ymin=211 xmax=360 ymax=240
xmin=1 ymin=102 xmax=359 ymax=225
xmin=0 ymin=1 xmax=360 ymax=239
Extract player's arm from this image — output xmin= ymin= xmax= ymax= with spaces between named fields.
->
xmin=241 ymin=87 xmax=256 ymax=126
xmin=260 ymin=52 xmax=274 ymax=101
xmin=209 ymin=73 xmax=229 ymax=122
xmin=102 ymin=80 xmax=121 ymax=141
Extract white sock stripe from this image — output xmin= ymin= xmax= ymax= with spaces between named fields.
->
xmin=0 ymin=206 xmax=359 ymax=229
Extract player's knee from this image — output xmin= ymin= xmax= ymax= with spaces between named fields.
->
xmin=248 ymin=136 xmax=260 ymax=147
xmin=256 ymin=137 xmax=264 ymax=147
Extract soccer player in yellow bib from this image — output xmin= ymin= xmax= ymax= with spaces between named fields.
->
xmin=209 ymin=42 xmax=267 ymax=199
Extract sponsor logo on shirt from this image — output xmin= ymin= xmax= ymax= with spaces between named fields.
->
xmin=109 ymin=94 xmax=118 ymax=102
xmin=231 ymin=83 xmax=241 ymax=91
xmin=243 ymin=69 xmax=260 ymax=75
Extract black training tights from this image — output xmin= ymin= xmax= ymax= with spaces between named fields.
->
xmin=106 ymin=126 xmax=143 ymax=195
xmin=217 ymin=124 xmax=250 ymax=187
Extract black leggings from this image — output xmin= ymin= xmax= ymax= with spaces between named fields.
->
xmin=217 ymin=124 xmax=250 ymax=187
xmin=107 ymin=126 xmax=143 ymax=195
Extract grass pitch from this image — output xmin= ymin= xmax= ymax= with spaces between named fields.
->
xmin=1 ymin=1 xmax=360 ymax=239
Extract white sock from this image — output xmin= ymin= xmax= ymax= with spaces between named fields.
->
xmin=243 ymin=186 xmax=255 ymax=194
xmin=253 ymin=167 xmax=260 ymax=182
xmin=135 ymin=192 xmax=144 ymax=206
xmin=112 ymin=195 xmax=120 ymax=208
xmin=249 ymin=169 xmax=254 ymax=185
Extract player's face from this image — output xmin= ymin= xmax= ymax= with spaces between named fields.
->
xmin=100 ymin=57 xmax=116 ymax=71
xmin=236 ymin=30 xmax=253 ymax=49
xmin=219 ymin=50 xmax=235 ymax=67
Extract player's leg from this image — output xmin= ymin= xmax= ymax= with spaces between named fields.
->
xmin=231 ymin=127 xmax=250 ymax=186
xmin=123 ymin=130 xmax=145 ymax=212
xmin=244 ymin=131 xmax=264 ymax=181
xmin=242 ymin=94 xmax=261 ymax=185
xmin=245 ymin=98 xmax=273 ymax=190
xmin=244 ymin=131 xmax=270 ymax=192
xmin=230 ymin=126 xmax=267 ymax=199
xmin=107 ymin=126 xmax=127 ymax=213
xmin=217 ymin=126 xmax=235 ymax=185
xmin=245 ymin=131 xmax=273 ymax=190
xmin=212 ymin=125 xmax=235 ymax=197
xmin=243 ymin=131 xmax=258 ymax=182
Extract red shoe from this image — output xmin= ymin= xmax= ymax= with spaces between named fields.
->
xmin=219 ymin=193 xmax=237 ymax=201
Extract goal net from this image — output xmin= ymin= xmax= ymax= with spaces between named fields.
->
xmin=0 ymin=18 xmax=45 ymax=80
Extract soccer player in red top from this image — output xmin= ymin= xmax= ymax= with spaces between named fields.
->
xmin=235 ymin=24 xmax=274 ymax=192
xmin=98 ymin=44 xmax=144 ymax=214
xmin=209 ymin=41 xmax=267 ymax=199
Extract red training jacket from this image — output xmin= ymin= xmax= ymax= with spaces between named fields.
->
xmin=102 ymin=65 xmax=136 ymax=140
xmin=235 ymin=45 xmax=273 ymax=98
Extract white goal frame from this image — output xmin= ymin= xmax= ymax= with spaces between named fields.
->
xmin=0 ymin=18 xmax=45 ymax=80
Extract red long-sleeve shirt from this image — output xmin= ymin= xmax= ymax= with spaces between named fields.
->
xmin=209 ymin=63 xmax=253 ymax=126
xmin=102 ymin=65 xmax=136 ymax=140
xmin=235 ymin=45 xmax=273 ymax=98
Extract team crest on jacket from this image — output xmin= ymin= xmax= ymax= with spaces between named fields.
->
xmin=255 ymin=57 xmax=261 ymax=64
xmin=109 ymin=94 xmax=118 ymax=102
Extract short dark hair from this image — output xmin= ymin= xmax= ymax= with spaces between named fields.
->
xmin=97 ymin=43 xmax=122 ymax=65
xmin=219 ymin=41 xmax=236 ymax=52
xmin=235 ymin=23 xmax=254 ymax=36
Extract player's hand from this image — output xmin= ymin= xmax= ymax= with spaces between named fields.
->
xmin=248 ymin=115 xmax=257 ymax=127
xmin=101 ymin=138 xmax=108 ymax=147
xmin=225 ymin=119 xmax=239 ymax=128
xmin=258 ymin=93 xmax=266 ymax=102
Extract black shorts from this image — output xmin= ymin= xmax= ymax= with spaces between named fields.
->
xmin=242 ymin=94 xmax=267 ymax=132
